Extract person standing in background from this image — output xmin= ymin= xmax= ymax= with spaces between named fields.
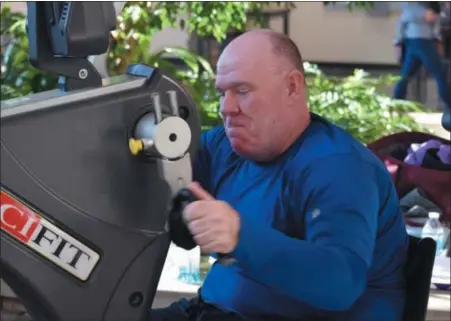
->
xmin=393 ymin=1 xmax=451 ymax=130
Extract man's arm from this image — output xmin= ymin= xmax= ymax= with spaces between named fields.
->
xmin=192 ymin=126 xmax=228 ymax=193
xmin=231 ymin=155 xmax=380 ymax=311
xmin=192 ymin=130 xmax=212 ymax=191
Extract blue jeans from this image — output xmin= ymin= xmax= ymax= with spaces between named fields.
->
xmin=394 ymin=39 xmax=451 ymax=113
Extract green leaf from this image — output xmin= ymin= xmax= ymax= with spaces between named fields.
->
xmin=1 ymin=5 xmax=58 ymax=99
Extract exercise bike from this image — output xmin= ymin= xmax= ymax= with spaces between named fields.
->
xmin=1 ymin=2 xmax=206 ymax=320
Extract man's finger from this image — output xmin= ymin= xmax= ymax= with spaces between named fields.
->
xmin=188 ymin=182 xmax=215 ymax=201
xmin=187 ymin=218 xmax=209 ymax=235
xmin=183 ymin=201 xmax=213 ymax=222
xmin=193 ymin=230 xmax=216 ymax=247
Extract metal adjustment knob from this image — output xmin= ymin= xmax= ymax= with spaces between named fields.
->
xmin=129 ymin=91 xmax=191 ymax=160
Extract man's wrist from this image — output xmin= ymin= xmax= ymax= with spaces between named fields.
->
xmin=231 ymin=213 xmax=253 ymax=263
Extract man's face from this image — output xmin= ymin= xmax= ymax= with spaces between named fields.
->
xmin=215 ymin=51 xmax=289 ymax=160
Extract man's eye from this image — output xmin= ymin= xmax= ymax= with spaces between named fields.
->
xmin=236 ymin=88 xmax=249 ymax=94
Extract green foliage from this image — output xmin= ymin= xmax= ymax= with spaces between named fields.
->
xmin=107 ymin=1 xmax=290 ymax=75
xmin=323 ymin=2 xmax=374 ymax=11
xmin=1 ymin=6 xmax=58 ymax=100
xmin=304 ymin=63 xmax=427 ymax=144
xmin=0 ymin=2 xmax=283 ymax=98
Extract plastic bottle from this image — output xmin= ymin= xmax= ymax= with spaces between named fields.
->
xmin=421 ymin=212 xmax=446 ymax=256
xmin=200 ymin=254 xmax=212 ymax=283
xmin=177 ymin=246 xmax=201 ymax=285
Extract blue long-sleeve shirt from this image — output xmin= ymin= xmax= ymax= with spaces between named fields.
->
xmin=394 ymin=3 xmax=442 ymax=44
xmin=194 ymin=113 xmax=408 ymax=321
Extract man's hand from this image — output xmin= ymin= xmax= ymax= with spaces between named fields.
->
xmin=424 ymin=8 xmax=438 ymax=23
xmin=183 ymin=182 xmax=240 ymax=254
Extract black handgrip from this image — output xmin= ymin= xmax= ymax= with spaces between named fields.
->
xmin=168 ymin=188 xmax=197 ymax=250
xmin=168 ymin=188 xmax=236 ymax=266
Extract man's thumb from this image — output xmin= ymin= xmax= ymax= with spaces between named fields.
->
xmin=188 ymin=182 xmax=215 ymax=201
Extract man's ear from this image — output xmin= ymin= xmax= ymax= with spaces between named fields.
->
xmin=286 ymin=69 xmax=305 ymax=98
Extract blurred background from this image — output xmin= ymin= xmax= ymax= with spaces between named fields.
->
xmin=1 ymin=1 xmax=450 ymax=140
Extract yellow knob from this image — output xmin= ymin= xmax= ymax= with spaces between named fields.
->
xmin=128 ymin=138 xmax=143 ymax=155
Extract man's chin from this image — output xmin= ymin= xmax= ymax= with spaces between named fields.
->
xmin=229 ymin=138 xmax=249 ymax=155
xmin=229 ymin=139 xmax=258 ymax=160
xmin=229 ymin=138 xmax=276 ymax=162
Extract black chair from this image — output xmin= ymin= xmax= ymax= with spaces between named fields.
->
xmin=403 ymin=235 xmax=437 ymax=321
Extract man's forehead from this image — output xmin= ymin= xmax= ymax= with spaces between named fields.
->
xmin=217 ymin=36 xmax=273 ymax=70
xmin=215 ymin=63 xmax=256 ymax=89
xmin=215 ymin=59 xmax=281 ymax=88
xmin=216 ymin=52 xmax=276 ymax=78
xmin=217 ymin=54 xmax=256 ymax=73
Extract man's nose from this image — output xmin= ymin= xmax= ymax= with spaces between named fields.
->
xmin=220 ymin=91 xmax=240 ymax=116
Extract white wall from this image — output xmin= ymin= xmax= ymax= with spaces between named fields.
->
xmin=289 ymin=2 xmax=400 ymax=65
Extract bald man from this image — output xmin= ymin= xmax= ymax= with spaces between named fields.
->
xmin=150 ymin=30 xmax=408 ymax=321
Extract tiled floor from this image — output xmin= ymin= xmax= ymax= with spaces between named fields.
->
xmin=426 ymin=290 xmax=451 ymax=321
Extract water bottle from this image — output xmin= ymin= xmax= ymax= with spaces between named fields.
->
xmin=200 ymin=254 xmax=212 ymax=283
xmin=421 ymin=211 xmax=446 ymax=256
xmin=178 ymin=246 xmax=201 ymax=285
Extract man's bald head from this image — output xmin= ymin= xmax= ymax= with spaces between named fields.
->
xmin=218 ymin=29 xmax=304 ymax=74
xmin=254 ymin=29 xmax=304 ymax=72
